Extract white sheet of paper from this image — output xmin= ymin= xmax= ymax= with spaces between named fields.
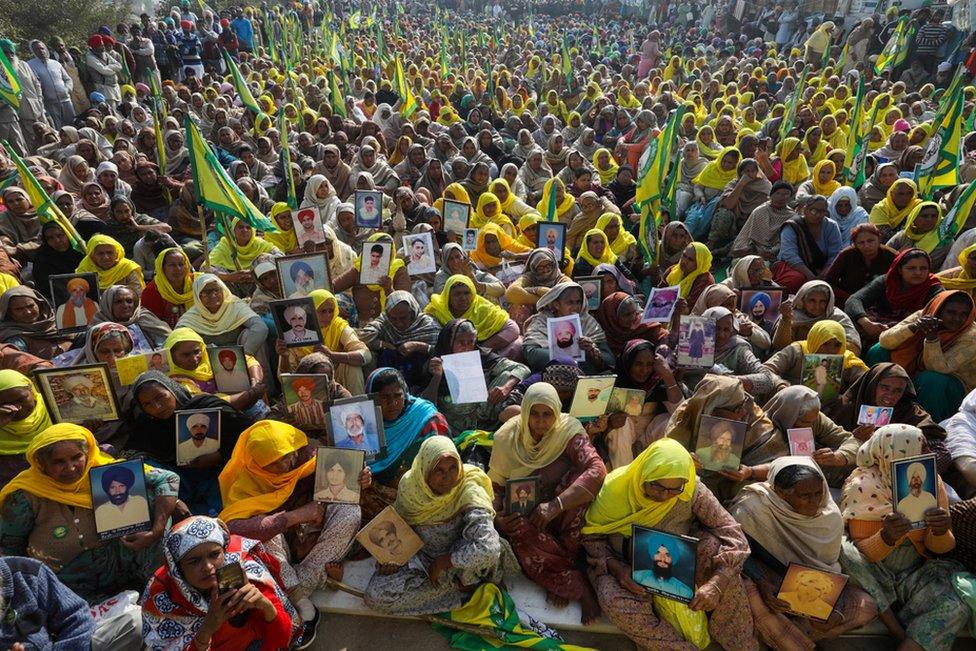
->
xmin=442 ymin=350 xmax=489 ymax=404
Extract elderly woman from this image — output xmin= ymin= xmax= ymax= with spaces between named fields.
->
xmin=0 ymin=287 xmax=73 ymax=359
xmin=209 ymin=219 xmax=281 ymax=294
xmin=686 ymin=306 xmax=777 ymax=398
xmin=0 ymin=424 xmax=178 ymax=603
xmin=489 ymin=383 xmax=606 ymax=624
xmin=772 ymin=280 xmax=862 ymax=354
xmin=866 ymin=290 xmax=976 ymax=421
xmin=140 ymin=248 xmax=199 ymax=329
xmin=141 ymin=515 xmax=305 ymax=651
xmin=0 ymin=370 xmax=52 ymax=485
xmin=358 ymin=368 xmax=450 ymax=516
xmin=823 ymin=224 xmax=899 ymax=306
xmin=886 ymin=202 xmax=951 ymax=269
xmin=522 ymin=282 xmax=613 ymax=374
xmin=662 ymin=242 xmax=714 ymax=308
xmin=729 ymin=458 xmax=878 ymax=650
xmin=869 ymin=178 xmax=922 ymax=243
xmin=594 ymin=291 xmax=668 ymax=359
xmin=425 ymin=275 xmax=522 ymax=359
xmin=505 ymin=248 xmax=572 ymax=325
xmin=707 ymin=159 xmax=772 ymax=261
xmin=219 ymin=420 xmax=365 ymax=613
xmin=839 ymin=425 xmax=968 ymax=651
xmin=582 ymin=439 xmax=756 ymax=650
xmin=773 ymin=195 xmax=843 ymax=293
xmin=359 ymin=291 xmax=441 ymax=390
xmin=127 ymin=371 xmax=253 ymax=516
xmin=0 ymin=187 xmax=42 ymax=264
xmin=937 ymin=242 xmax=976 ymax=297
xmin=764 ymin=321 xmax=868 ymax=400
xmin=91 ymin=284 xmax=171 ymax=349
xmin=176 ymin=274 xmax=268 ymax=358
xmin=76 ymin=234 xmax=145 ymax=294
xmin=162 ymin=327 xmax=265 ymax=412
xmin=433 ymin=243 xmax=505 ymax=302
xmin=364 ymin=437 xmax=516 ymax=615
xmin=423 ymin=319 xmax=530 ymax=431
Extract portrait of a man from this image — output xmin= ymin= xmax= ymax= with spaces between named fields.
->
xmin=177 ymin=411 xmax=219 ymax=465
xmin=632 ymin=542 xmax=694 ymax=601
xmin=54 ymin=277 xmax=98 ymax=331
xmin=288 ymin=376 xmax=326 ymax=426
xmin=896 ymin=460 xmax=937 ymax=523
xmin=281 ymin=304 xmax=318 ymax=345
xmin=93 ymin=463 xmax=149 ymax=535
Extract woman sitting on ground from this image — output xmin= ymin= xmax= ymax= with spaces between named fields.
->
xmin=582 ymin=439 xmax=757 ymax=650
xmin=364 ymin=437 xmax=517 ymax=615
xmin=140 ymin=248 xmax=199 ymax=329
xmin=331 ymin=233 xmax=411 ymax=324
xmin=141 ymin=515 xmax=306 ymax=651
xmin=76 ymin=234 xmax=145 ymax=294
xmin=359 ymin=291 xmax=441 ymax=391
xmin=91 ymin=284 xmax=172 ymax=349
xmin=0 ymin=424 xmax=178 ymax=603
xmin=661 ymin=242 xmax=714 ymax=308
xmin=729 ymin=458 xmax=878 ymax=650
xmin=0 ymin=287 xmax=73 ymax=360
xmin=771 ymin=280 xmax=862 ymax=354
xmin=176 ymin=274 xmax=269 ymax=360
xmin=522 ymin=283 xmax=613 ymax=374
xmin=505 ymin=248 xmax=572 ymax=327
xmin=425 ymin=275 xmax=522 ymax=359
xmin=0 ymin=370 xmax=53 ymax=485
xmin=822 ymin=224 xmax=899 ymax=306
xmin=763 ymin=321 xmax=868 ymax=401
xmin=489 ymin=383 xmax=607 ymax=624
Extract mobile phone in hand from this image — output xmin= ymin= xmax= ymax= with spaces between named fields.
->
xmin=216 ymin=562 xmax=246 ymax=594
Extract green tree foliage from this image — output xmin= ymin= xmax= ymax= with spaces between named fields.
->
xmin=0 ymin=0 xmax=130 ymax=50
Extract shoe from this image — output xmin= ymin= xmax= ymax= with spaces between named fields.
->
xmin=293 ymin=607 xmax=320 ymax=650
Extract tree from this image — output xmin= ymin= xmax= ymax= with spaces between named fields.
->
xmin=0 ymin=0 xmax=129 ymax=50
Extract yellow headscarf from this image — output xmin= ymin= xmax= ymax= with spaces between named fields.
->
xmin=0 ymin=272 xmax=18 ymax=295
xmin=264 ymin=202 xmax=299 ymax=253
xmin=471 ymin=192 xmax=513 ymax=232
xmin=210 ymin=218 xmax=279 ymax=270
xmin=901 ymin=201 xmax=942 ymax=253
xmin=798 ymin=321 xmax=868 ymax=372
xmin=869 ymin=178 xmax=921 ymax=229
xmin=164 ymin=327 xmax=213 ymax=383
xmin=309 ymin=289 xmax=349 ymax=350
xmin=811 ymin=160 xmax=841 ymax=196
xmin=394 ymin=436 xmax=495 ymax=525
xmin=153 ymin=247 xmax=199 ymax=311
xmin=777 ymin=137 xmax=810 ymax=185
xmin=695 ymin=127 xmax=722 ymax=159
xmin=76 ymin=234 xmax=144 ymax=290
xmin=0 ymin=424 xmax=123 ymax=509
xmin=489 ymin=178 xmax=515 ymax=212
xmin=469 ymin=222 xmax=531 ymax=268
xmin=576 ymin=228 xmax=618 ymax=267
xmin=938 ymin=243 xmax=976 ymax=290
xmin=692 ymin=147 xmax=740 ymax=190
xmin=352 ymin=233 xmax=407 ymax=308
xmin=595 ymin=212 xmax=637 ymax=256
xmin=218 ymin=420 xmax=317 ymax=522
xmin=582 ymin=439 xmax=695 ymax=536
xmin=592 ymin=148 xmax=619 ymax=185
xmin=424 ymin=274 xmax=510 ymax=340
xmin=535 ymin=178 xmax=576 ymax=219
xmin=665 ymin=241 xmax=713 ymax=299
xmin=487 ymin=383 xmax=585 ymax=484
xmin=0 ymin=370 xmax=52 ymax=456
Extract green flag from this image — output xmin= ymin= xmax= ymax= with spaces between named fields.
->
xmin=779 ymin=67 xmax=809 ymax=142
xmin=278 ymin=110 xmax=298 ymax=209
xmin=6 ymin=144 xmax=85 ymax=252
xmin=222 ymin=50 xmax=265 ymax=120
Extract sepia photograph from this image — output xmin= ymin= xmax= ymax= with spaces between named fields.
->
xmin=356 ymin=506 xmax=424 ymax=566
xmin=777 ymin=564 xmax=848 ymax=622
xmin=314 ymin=447 xmax=365 ymax=504
xmin=34 ymin=364 xmax=120 ymax=423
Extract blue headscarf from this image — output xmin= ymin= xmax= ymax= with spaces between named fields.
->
xmin=366 ymin=367 xmax=440 ymax=477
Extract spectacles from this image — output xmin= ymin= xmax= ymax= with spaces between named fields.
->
xmin=647 ymin=482 xmax=684 ymax=495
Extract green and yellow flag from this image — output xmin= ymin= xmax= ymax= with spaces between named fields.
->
xmin=184 ymin=115 xmax=276 ymax=231
xmin=918 ymin=81 xmax=963 ymax=197
xmin=278 ymin=111 xmax=298 ymax=209
xmin=561 ymin=34 xmax=572 ymax=88
xmin=328 ymin=69 xmax=346 ymax=118
xmin=6 ymin=144 xmax=84 ymax=252
xmin=394 ymin=56 xmax=418 ymax=118
xmin=0 ymin=47 xmax=21 ymax=110
xmin=636 ymin=107 xmax=685 ymax=263
xmin=875 ymin=16 xmax=909 ymax=75
xmin=938 ymin=175 xmax=976 ymax=246
xmin=843 ymin=76 xmax=866 ymax=181
xmin=222 ymin=50 xmax=265 ymax=120
xmin=779 ymin=67 xmax=809 ymax=142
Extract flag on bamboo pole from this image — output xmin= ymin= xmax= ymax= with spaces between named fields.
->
xmin=348 ymin=10 xmax=361 ymax=29
xmin=394 ymin=56 xmax=418 ymax=119
xmin=328 ymin=69 xmax=346 ymax=118
xmin=778 ymin=67 xmax=809 ymax=142
xmin=835 ymin=39 xmax=849 ymax=70
xmin=561 ymin=34 xmax=572 ymax=88
xmin=184 ymin=115 xmax=276 ymax=231
xmin=222 ymin=50 xmax=265 ymax=120
xmin=544 ymin=179 xmax=557 ymax=222
xmin=843 ymin=76 xmax=866 ymax=181
xmin=636 ymin=107 xmax=685 ymax=263
xmin=147 ymin=67 xmax=167 ymax=119
xmin=852 ymin=104 xmax=881 ymax=189
xmin=917 ymin=82 xmax=963 ymax=197
xmin=6 ymin=144 xmax=85 ymax=252
xmin=875 ymin=16 xmax=909 ymax=75
xmin=937 ymin=173 xmax=976 ymax=246
xmin=439 ymin=37 xmax=450 ymax=78
xmin=277 ymin=110 xmax=298 ymax=209
xmin=0 ymin=46 xmax=25 ymax=110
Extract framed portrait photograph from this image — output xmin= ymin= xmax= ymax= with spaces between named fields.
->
xmin=787 ymin=427 xmax=815 ymax=456
xmin=776 ymin=563 xmax=848 ymax=622
xmin=536 ymin=221 xmax=566 ymax=263
xmin=403 ymin=231 xmax=437 ymax=276
xmin=354 ymin=189 xmax=384 ymax=228
xmin=356 ymin=506 xmax=424 ymax=566
xmin=359 ymin=241 xmax=392 ymax=286
xmin=206 ymin=345 xmax=250 ymax=394
xmin=115 ymin=349 xmax=169 ymax=387
xmin=546 ymin=314 xmax=584 ymax=362
xmin=568 ymin=375 xmax=616 ymax=418
xmin=291 ymin=207 xmax=326 ymax=248
xmin=276 ymin=252 xmax=331 ymax=299
xmin=462 ymin=227 xmax=478 ymax=251
xmin=676 ymin=315 xmax=716 ymax=369
xmin=506 ymin=477 xmax=540 ymax=516
xmin=695 ymin=415 xmax=746 ymax=472
xmin=891 ymin=453 xmax=938 ymax=529
xmin=34 ymin=363 xmax=120 ymax=424
xmin=326 ymin=395 xmax=385 ymax=457
xmin=643 ymin=286 xmax=681 ymax=324
xmin=89 ymin=459 xmax=152 ymax=541
xmin=857 ymin=405 xmax=894 ymax=427
xmin=314 ymin=447 xmax=365 ymax=504
xmin=270 ymin=298 xmax=323 ymax=348
xmin=49 ymin=272 xmax=100 ymax=334
xmin=740 ymin=287 xmax=783 ymax=328
xmin=175 ymin=408 xmax=221 ymax=466
xmin=801 ymin=354 xmax=843 ymax=402
xmin=631 ymin=525 xmax=698 ymax=604
xmin=607 ymin=387 xmax=646 ymax=416
xmin=281 ymin=373 xmax=330 ymax=428
xmin=442 ymin=199 xmax=471 ymax=236
xmin=576 ymin=276 xmax=602 ymax=312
